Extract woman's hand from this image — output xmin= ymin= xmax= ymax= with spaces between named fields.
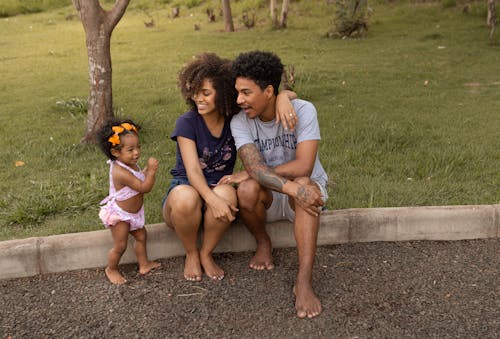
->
xmin=275 ymin=90 xmax=298 ymax=131
xmin=207 ymin=195 xmax=238 ymax=223
xmin=218 ymin=170 xmax=250 ymax=185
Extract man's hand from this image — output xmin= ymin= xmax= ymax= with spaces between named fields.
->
xmin=294 ymin=183 xmax=324 ymax=217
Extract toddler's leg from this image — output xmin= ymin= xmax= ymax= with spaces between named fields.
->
xmin=106 ymin=221 xmax=129 ymax=284
xmin=131 ymin=228 xmax=161 ymax=275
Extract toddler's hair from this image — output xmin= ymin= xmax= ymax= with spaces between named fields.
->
xmin=97 ymin=118 xmax=141 ymax=160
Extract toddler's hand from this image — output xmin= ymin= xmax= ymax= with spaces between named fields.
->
xmin=147 ymin=157 xmax=159 ymax=172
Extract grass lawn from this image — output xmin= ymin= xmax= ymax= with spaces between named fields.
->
xmin=0 ymin=0 xmax=499 ymax=240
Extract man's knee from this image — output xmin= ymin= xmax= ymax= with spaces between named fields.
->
xmin=237 ymin=179 xmax=261 ymax=209
xmin=294 ymin=176 xmax=313 ymax=186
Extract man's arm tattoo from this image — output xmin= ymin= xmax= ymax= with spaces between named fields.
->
xmin=239 ymin=144 xmax=288 ymax=192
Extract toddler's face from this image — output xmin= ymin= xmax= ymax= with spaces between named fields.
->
xmin=113 ymin=133 xmax=141 ymax=167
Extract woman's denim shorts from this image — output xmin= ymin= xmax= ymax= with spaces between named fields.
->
xmin=162 ymin=176 xmax=218 ymax=208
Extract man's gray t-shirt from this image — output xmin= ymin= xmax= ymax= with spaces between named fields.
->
xmin=230 ymin=99 xmax=328 ymax=190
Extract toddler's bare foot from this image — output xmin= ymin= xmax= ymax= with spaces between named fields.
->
xmin=184 ymin=252 xmax=202 ymax=282
xmin=139 ymin=261 xmax=161 ymax=275
xmin=293 ymin=282 xmax=322 ymax=319
xmin=200 ymin=253 xmax=224 ymax=280
xmin=249 ymin=240 xmax=274 ymax=270
xmin=105 ymin=267 xmax=127 ymax=285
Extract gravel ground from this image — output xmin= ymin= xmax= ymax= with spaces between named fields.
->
xmin=1 ymin=238 xmax=498 ymax=338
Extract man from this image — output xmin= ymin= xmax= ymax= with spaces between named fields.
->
xmin=220 ymin=51 xmax=328 ymax=319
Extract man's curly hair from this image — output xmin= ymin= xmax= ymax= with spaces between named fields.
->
xmin=178 ymin=53 xmax=239 ymax=120
xmin=232 ymin=50 xmax=284 ymax=96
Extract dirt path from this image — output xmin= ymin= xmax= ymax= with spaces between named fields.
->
xmin=1 ymin=239 xmax=498 ymax=338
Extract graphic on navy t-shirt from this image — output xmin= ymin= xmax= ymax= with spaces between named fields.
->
xmin=170 ymin=110 xmax=236 ymax=182
xmin=200 ymin=138 xmax=234 ymax=173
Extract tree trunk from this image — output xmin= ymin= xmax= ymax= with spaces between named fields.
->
xmin=72 ymin=0 xmax=130 ymax=143
xmin=278 ymin=0 xmax=290 ymax=29
xmin=270 ymin=0 xmax=278 ymax=28
xmin=222 ymin=0 xmax=234 ymax=32
xmin=487 ymin=0 xmax=496 ymax=41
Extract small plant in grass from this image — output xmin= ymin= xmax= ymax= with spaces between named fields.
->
xmin=183 ymin=0 xmax=205 ymax=9
xmin=327 ymin=0 xmax=371 ymax=38
xmin=55 ymin=98 xmax=88 ymax=117
xmin=5 ymin=180 xmax=101 ymax=227
xmin=442 ymin=0 xmax=457 ymax=9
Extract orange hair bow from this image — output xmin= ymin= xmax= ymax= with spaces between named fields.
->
xmin=108 ymin=123 xmax=137 ymax=146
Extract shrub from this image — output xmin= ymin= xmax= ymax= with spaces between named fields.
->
xmin=327 ymin=0 xmax=371 ymax=38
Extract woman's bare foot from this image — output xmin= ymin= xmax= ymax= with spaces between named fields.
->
xmin=184 ymin=252 xmax=202 ymax=281
xmin=105 ymin=267 xmax=127 ymax=285
xmin=249 ymin=240 xmax=274 ymax=270
xmin=139 ymin=261 xmax=161 ymax=275
xmin=200 ymin=253 xmax=224 ymax=280
xmin=293 ymin=282 xmax=322 ymax=319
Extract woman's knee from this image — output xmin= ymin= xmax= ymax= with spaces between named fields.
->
xmin=164 ymin=186 xmax=202 ymax=216
xmin=212 ymin=184 xmax=237 ymax=204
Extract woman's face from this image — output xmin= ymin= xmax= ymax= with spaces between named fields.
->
xmin=192 ymin=79 xmax=218 ymax=116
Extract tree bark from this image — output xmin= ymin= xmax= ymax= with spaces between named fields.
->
xmin=487 ymin=0 xmax=496 ymax=41
xmin=278 ymin=0 xmax=290 ymax=29
xmin=222 ymin=0 xmax=234 ymax=32
xmin=270 ymin=0 xmax=278 ymax=28
xmin=72 ymin=0 xmax=130 ymax=143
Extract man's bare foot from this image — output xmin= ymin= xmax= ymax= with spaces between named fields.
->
xmin=200 ymin=253 xmax=224 ymax=280
xmin=249 ymin=240 xmax=274 ymax=270
xmin=139 ymin=261 xmax=161 ymax=275
xmin=293 ymin=282 xmax=322 ymax=319
xmin=184 ymin=252 xmax=202 ymax=281
xmin=105 ymin=267 xmax=127 ymax=285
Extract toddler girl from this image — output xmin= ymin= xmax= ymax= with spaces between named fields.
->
xmin=97 ymin=118 xmax=161 ymax=284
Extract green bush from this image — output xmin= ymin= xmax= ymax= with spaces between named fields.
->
xmin=327 ymin=0 xmax=371 ymax=38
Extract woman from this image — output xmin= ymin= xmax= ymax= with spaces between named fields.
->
xmin=162 ymin=53 xmax=296 ymax=281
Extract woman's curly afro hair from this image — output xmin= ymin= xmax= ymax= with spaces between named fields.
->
xmin=178 ymin=52 xmax=239 ymax=120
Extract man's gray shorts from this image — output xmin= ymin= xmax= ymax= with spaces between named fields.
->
xmin=266 ymin=180 xmax=328 ymax=222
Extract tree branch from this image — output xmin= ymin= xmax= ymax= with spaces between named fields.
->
xmin=107 ymin=0 xmax=131 ymax=30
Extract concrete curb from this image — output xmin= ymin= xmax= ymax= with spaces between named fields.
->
xmin=1 ymin=204 xmax=498 ymax=280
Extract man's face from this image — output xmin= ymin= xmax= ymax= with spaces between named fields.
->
xmin=235 ymin=77 xmax=272 ymax=120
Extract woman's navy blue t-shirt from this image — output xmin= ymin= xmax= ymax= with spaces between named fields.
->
xmin=170 ymin=110 xmax=236 ymax=183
